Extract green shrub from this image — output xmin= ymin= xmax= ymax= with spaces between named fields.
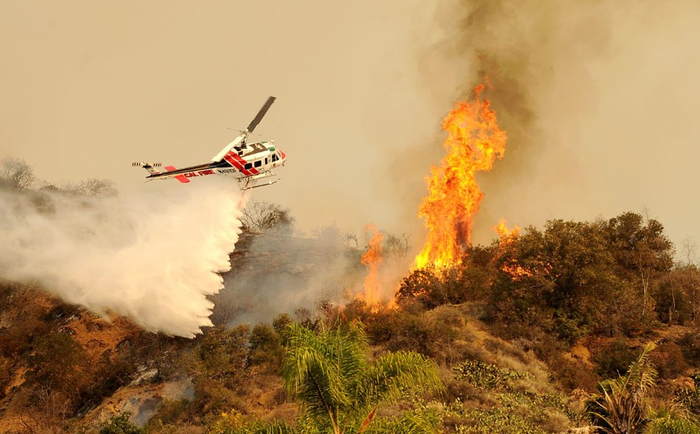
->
xmin=442 ymin=401 xmax=547 ymax=434
xmin=593 ymin=338 xmax=638 ymax=379
xmin=644 ymin=411 xmax=700 ymax=434
xmin=678 ymin=332 xmax=700 ymax=366
xmin=99 ymin=412 xmax=143 ymax=434
xmin=146 ymin=398 xmax=191 ymax=429
xmin=249 ymin=323 xmax=282 ymax=367
xmin=650 ymin=341 xmax=688 ymax=379
xmin=454 ymin=359 xmax=528 ymax=390
xmin=676 ymin=374 xmax=700 ymax=415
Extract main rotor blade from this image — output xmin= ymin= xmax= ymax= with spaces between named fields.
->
xmin=246 ymin=96 xmax=276 ymax=134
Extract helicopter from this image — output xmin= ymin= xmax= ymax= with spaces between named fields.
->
xmin=132 ymin=96 xmax=285 ymax=190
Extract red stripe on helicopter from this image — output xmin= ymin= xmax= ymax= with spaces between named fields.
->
xmin=165 ymin=166 xmax=190 ymax=184
xmin=224 ymin=153 xmax=251 ymax=176
xmin=225 ymin=153 xmax=248 ymax=174
xmin=230 ymin=153 xmax=259 ymax=175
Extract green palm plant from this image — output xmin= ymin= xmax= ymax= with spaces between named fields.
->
xmin=587 ymin=343 xmax=657 ymax=434
xmin=281 ymin=321 xmax=443 ymax=434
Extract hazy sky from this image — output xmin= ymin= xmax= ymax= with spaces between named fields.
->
xmin=2 ymin=1 xmax=700 ymax=256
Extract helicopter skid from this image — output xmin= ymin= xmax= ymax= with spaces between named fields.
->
xmin=245 ymin=179 xmax=280 ymax=190
xmin=239 ymin=171 xmax=279 ymax=190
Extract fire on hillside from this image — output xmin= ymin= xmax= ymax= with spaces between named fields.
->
xmin=360 ymin=224 xmax=384 ymax=306
xmin=414 ymin=83 xmax=508 ymax=270
xmin=354 ymin=83 xmax=512 ymax=309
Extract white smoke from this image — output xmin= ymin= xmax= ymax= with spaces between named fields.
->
xmin=0 ymin=179 xmax=244 ymax=338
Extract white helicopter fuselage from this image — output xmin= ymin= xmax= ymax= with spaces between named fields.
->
xmin=134 ymin=140 xmax=286 ymax=190
xmin=133 ymin=96 xmax=286 ymax=190
xmin=215 ymin=141 xmax=286 ymax=180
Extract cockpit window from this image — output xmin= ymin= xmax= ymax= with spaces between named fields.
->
xmin=272 ymin=154 xmax=279 ymax=162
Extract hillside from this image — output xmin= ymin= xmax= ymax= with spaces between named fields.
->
xmin=2 ymin=216 xmax=700 ymax=433
xmin=0 ymin=282 xmax=580 ymax=433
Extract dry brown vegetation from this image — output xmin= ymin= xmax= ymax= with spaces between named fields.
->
xmin=2 ymin=208 xmax=700 ymax=432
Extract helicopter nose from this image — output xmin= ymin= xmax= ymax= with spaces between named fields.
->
xmin=280 ymin=151 xmax=286 ymax=162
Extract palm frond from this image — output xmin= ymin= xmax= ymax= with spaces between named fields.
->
xmin=282 ymin=324 xmax=352 ymax=419
xmin=355 ymin=351 xmax=443 ymax=407
xmin=586 ymin=343 xmax=658 ymax=433
xmin=625 ymin=343 xmax=658 ymax=395
xmin=281 ymin=322 xmax=444 ymax=434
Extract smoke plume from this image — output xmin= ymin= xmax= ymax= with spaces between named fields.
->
xmin=213 ymin=230 xmax=360 ymax=327
xmin=415 ymin=0 xmax=700 ymax=248
xmin=0 ymin=180 xmax=244 ymax=338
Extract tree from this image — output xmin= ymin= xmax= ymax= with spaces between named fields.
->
xmin=383 ymin=232 xmax=410 ymax=260
xmin=396 ymin=267 xmax=448 ymax=309
xmin=655 ymin=265 xmax=700 ymax=326
xmin=249 ymin=322 xmax=283 ymax=367
xmin=25 ymin=332 xmax=88 ymax=402
xmin=241 ymin=200 xmax=294 ymax=234
xmin=183 ymin=325 xmax=251 ymax=418
xmin=0 ymin=157 xmax=35 ymax=191
xmin=604 ymin=213 xmax=674 ymax=318
xmin=276 ymin=322 xmax=443 ymax=434
xmin=19 ymin=331 xmax=90 ymax=429
xmin=69 ymin=178 xmax=118 ymax=197
xmin=312 ymin=223 xmax=342 ymax=245
xmin=489 ymin=219 xmax=631 ymax=342
xmin=193 ymin=325 xmax=250 ymax=383
xmin=395 ymin=245 xmax=495 ymax=310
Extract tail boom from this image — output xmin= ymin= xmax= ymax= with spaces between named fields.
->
xmin=132 ymin=162 xmax=163 ymax=175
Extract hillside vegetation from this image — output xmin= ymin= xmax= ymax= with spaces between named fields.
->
xmin=2 ymin=160 xmax=700 ymax=433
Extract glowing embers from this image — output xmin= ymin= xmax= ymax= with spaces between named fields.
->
xmin=414 ymin=84 xmax=507 ymax=270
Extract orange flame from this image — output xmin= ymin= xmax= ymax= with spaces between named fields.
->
xmin=361 ymin=224 xmax=384 ymax=305
xmin=495 ymin=218 xmax=520 ymax=243
xmin=494 ymin=219 xmax=531 ymax=280
xmin=414 ymin=84 xmax=507 ymax=269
